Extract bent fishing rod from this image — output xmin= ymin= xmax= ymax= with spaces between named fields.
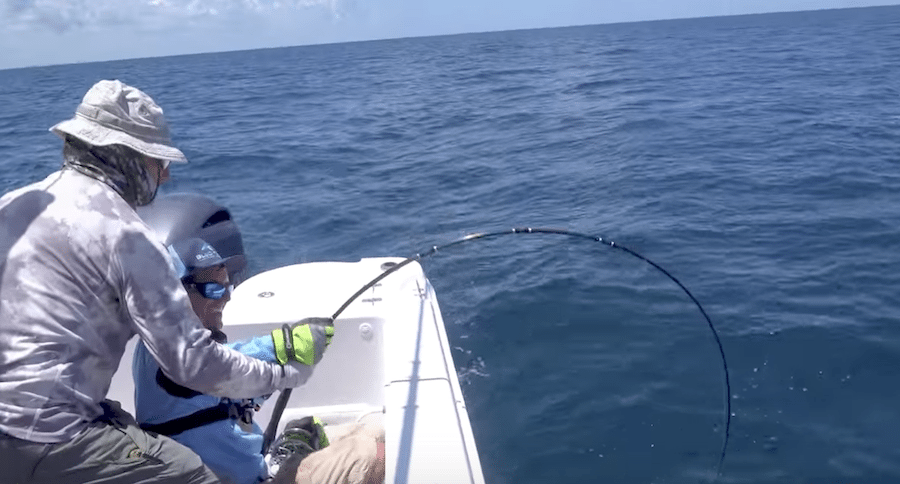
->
xmin=261 ymin=227 xmax=732 ymax=477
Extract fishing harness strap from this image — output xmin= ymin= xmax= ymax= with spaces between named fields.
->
xmin=139 ymin=400 xmax=256 ymax=436
xmin=141 ymin=368 xmax=257 ymax=436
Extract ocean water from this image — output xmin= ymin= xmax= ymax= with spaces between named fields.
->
xmin=3 ymin=5 xmax=900 ymax=483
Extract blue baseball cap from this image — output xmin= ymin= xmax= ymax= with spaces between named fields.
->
xmin=167 ymin=238 xmax=226 ymax=279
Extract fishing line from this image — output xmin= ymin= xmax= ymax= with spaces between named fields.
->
xmin=262 ymin=227 xmax=732 ymax=478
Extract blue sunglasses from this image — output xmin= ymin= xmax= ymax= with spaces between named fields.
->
xmin=183 ymin=279 xmax=231 ymax=300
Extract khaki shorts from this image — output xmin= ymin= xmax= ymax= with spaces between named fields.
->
xmin=0 ymin=400 xmax=222 ymax=484
xmin=275 ymin=422 xmax=385 ymax=484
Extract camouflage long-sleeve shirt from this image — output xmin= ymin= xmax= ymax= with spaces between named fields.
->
xmin=0 ymin=169 xmax=312 ymax=443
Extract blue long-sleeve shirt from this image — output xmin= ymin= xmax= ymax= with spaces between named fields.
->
xmin=133 ymin=336 xmax=278 ymax=484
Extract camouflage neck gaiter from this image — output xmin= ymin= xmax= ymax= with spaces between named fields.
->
xmin=62 ymin=136 xmax=161 ymax=207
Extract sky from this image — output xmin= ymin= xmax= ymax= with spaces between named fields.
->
xmin=0 ymin=0 xmax=897 ymax=70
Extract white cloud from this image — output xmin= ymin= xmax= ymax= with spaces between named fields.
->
xmin=0 ymin=0 xmax=360 ymax=68
xmin=2 ymin=0 xmax=346 ymax=33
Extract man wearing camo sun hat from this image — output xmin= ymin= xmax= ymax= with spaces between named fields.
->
xmin=0 ymin=80 xmax=333 ymax=483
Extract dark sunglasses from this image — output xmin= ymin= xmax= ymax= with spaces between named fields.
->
xmin=183 ymin=279 xmax=231 ymax=300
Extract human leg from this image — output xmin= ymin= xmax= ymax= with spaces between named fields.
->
xmin=4 ymin=400 xmax=222 ymax=484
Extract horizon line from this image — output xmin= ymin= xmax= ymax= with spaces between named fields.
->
xmin=1 ymin=3 xmax=896 ymax=72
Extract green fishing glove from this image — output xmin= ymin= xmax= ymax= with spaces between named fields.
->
xmin=271 ymin=317 xmax=334 ymax=366
xmin=283 ymin=415 xmax=330 ymax=452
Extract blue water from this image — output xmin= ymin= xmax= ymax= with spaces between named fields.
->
xmin=3 ymin=6 xmax=900 ymax=483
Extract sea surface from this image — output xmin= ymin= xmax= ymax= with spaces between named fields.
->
xmin=3 ymin=5 xmax=900 ymax=483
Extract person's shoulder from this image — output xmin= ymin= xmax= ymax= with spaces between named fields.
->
xmin=28 ymin=170 xmax=144 ymax=228
xmin=75 ymin=187 xmax=157 ymax=247
xmin=0 ymin=171 xmax=64 ymax=206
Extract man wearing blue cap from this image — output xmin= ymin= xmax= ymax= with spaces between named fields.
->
xmin=134 ymin=238 xmax=323 ymax=484
xmin=135 ymin=238 xmax=383 ymax=484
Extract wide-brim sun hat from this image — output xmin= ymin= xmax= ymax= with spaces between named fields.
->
xmin=49 ymin=79 xmax=188 ymax=163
